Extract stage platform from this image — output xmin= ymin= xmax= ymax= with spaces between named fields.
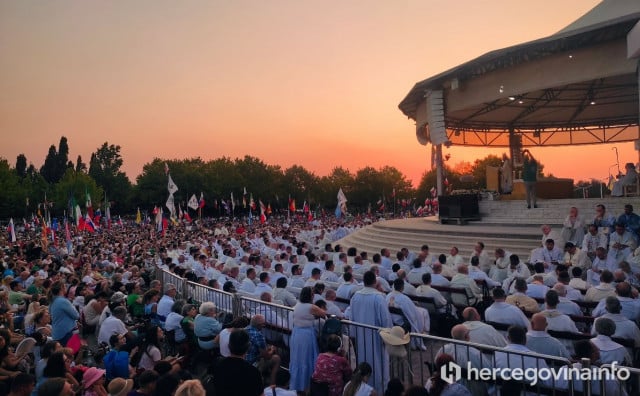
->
xmin=336 ymin=196 xmax=640 ymax=262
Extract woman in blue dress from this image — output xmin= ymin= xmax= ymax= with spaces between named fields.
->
xmin=289 ymin=286 xmax=326 ymax=392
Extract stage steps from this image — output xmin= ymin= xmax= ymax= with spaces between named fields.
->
xmin=335 ymin=197 xmax=640 ymax=261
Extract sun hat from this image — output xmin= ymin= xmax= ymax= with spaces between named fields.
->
xmin=379 ymin=326 xmax=411 ymax=346
xmin=110 ymin=292 xmax=126 ymax=303
xmin=379 ymin=326 xmax=411 ymax=358
xmin=107 ymin=378 xmax=134 ymax=396
xmin=83 ymin=367 xmax=106 ymax=389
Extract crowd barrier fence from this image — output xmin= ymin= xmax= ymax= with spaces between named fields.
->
xmin=154 ymin=268 xmax=638 ymax=396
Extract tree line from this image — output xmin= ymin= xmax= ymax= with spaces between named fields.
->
xmin=0 ymin=136 xmax=604 ymax=220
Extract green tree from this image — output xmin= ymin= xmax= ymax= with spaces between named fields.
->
xmin=0 ymin=158 xmax=27 ymax=218
xmin=89 ymin=142 xmax=132 ymax=213
xmin=15 ymin=154 xmax=27 ymax=179
xmin=53 ymin=168 xmax=103 ymax=218
xmin=75 ymin=155 xmax=87 ymax=173
xmin=40 ymin=145 xmax=58 ymax=184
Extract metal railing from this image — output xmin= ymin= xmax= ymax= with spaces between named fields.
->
xmin=153 ymin=267 xmax=637 ymax=395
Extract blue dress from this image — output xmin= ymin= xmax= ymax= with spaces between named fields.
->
xmin=289 ymin=303 xmax=319 ymax=392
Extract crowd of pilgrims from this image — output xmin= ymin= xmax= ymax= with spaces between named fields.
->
xmin=0 ymin=202 xmax=639 ymax=396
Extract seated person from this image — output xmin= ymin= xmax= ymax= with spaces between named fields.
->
xmin=611 ymin=162 xmax=638 ymax=197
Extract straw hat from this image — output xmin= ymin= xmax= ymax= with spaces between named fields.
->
xmin=107 ymin=378 xmax=134 ymax=396
xmin=379 ymin=326 xmax=410 ymax=346
xmin=83 ymin=367 xmax=106 ymax=389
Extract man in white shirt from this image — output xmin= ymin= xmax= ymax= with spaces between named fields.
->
xmin=525 ymin=275 xmax=549 ymax=300
xmin=445 ymin=246 xmax=465 ymax=270
xmin=582 ymin=223 xmax=608 ymax=260
xmin=591 ymin=317 xmax=632 ymax=366
xmin=540 ymin=290 xmax=580 ymax=334
xmin=526 ymin=313 xmax=571 ymax=359
xmin=450 ymin=264 xmax=482 ymax=307
xmin=430 ymin=263 xmax=451 ymax=287
xmin=484 ymin=288 xmax=530 ymax=330
xmin=288 ymin=265 xmax=306 ymax=288
xmin=157 ymin=283 xmax=177 ymax=320
xmin=254 ymin=272 xmax=273 ymax=297
xmin=468 ymin=256 xmax=501 ymax=288
xmin=568 ymin=267 xmax=590 ymax=291
xmin=240 ymin=267 xmax=257 ymax=294
xmin=273 ymin=277 xmax=297 ymax=307
xmin=585 ymin=270 xmax=616 ymax=302
xmin=407 ymin=258 xmax=428 ymax=285
xmin=541 ymin=224 xmax=564 ymax=251
xmin=495 ymin=326 xmax=560 ymax=389
xmin=386 ymin=279 xmax=430 ymax=349
xmin=461 ymin=307 xmax=507 ymax=347
xmin=320 ymin=261 xmax=339 ymax=283
xmin=415 ymin=273 xmax=448 ymax=313
xmin=396 ymin=270 xmax=416 ymax=296
xmin=551 ymin=283 xmax=582 ymax=316
xmin=490 ymin=248 xmax=512 ymax=283
xmin=97 ymin=306 xmax=130 ymax=345
xmin=470 ymin=242 xmax=492 ymax=274
xmin=609 ymin=223 xmax=636 ymax=264
xmin=592 ymin=296 xmax=640 ymax=348
xmin=563 ymin=242 xmax=592 ymax=271
xmin=591 ymin=282 xmax=640 ymax=322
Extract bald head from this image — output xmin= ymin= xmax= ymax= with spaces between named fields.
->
xmin=451 ymin=324 xmax=470 ymax=341
xmin=458 ymin=264 xmax=468 ymax=275
xmin=396 ymin=269 xmax=407 ymax=280
xmin=531 ymin=313 xmax=547 ymax=331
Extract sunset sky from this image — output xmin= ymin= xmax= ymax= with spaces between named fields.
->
xmin=1 ymin=0 xmax=634 ymax=187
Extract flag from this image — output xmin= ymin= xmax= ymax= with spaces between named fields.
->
xmin=266 ymin=203 xmax=272 ymax=215
xmin=167 ymin=174 xmax=178 ymax=195
xmin=242 ymin=195 xmax=247 ymax=208
xmin=248 ymin=208 xmax=253 ymax=225
xmin=444 ymin=178 xmax=450 ymax=186
xmin=93 ymin=208 xmax=102 ymax=225
xmin=8 ymin=218 xmax=16 ymax=243
xmin=307 ymin=210 xmax=313 ymax=222
xmin=105 ymin=202 xmax=111 ymax=230
xmin=136 ymin=208 xmax=142 ymax=225
xmin=178 ymin=204 xmax=183 ymax=220
xmin=75 ymin=205 xmax=82 ymax=227
xmin=152 ymin=206 xmax=159 ymax=215
xmin=184 ymin=211 xmax=192 ymax=222
xmin=230 ymin=192 xmax=235 ymax=211
xmin=156 ymin=207 xmax=163 ymax=232
xmin=430 ymin=187 xmax=437 ymax=197
xmin=288 ymin=198 xmax=296 ymax=212
xmin=84 ymin=214 xmax=97 ymax=233
xmin=166 ymin=193 xmax=176 ymax=218
xmin=86 ymin=190 xmax=93 ymax=219
xmin=51 ymin=218 xmax=59 ymax=231
xmin=222 ymin=200 xmax=230 ymax=214
xmin=391 ymin=188 xmax=396 ymax=198
xmin=188 ymin=194 xmax=199 ymax=210
xmin=65 ymin=219 xmax=72 ymax=252
xmin=303 ymin=201 xmax=309 ymax=213
xmin=259 ymin=200 xmax=266 ymax=224
xmin=249 ymin=194 xmax=256 ymax=210
xmin=337 ymin=188 xmax=347 ymax=213
xmin=199 ymin=192 xmax=205 ymax=209
xmin=162 ymin=217 xmax=168 ymax=237
xmin=377 ymin=198 xmax=385 ymax=211
xmin=164 ymin=162 xmax=169 ymax=176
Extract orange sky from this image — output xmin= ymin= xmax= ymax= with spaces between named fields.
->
xmin=0 ymin=0 xmax=634 ymax=187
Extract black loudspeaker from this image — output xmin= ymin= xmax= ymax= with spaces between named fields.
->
xmin=438 ymin=194 xmax=479 ymax=219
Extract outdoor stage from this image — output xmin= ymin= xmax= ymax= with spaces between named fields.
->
xmin=336 ymin=196 xmax=640 ymax=262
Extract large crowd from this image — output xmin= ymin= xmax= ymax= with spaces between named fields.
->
xmin=1 ymin=202 xmax=640 ymax=396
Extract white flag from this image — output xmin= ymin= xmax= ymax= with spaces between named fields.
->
xmin=75 ymin=205 xmax=82 ymax=226
xmin=231 ymin=192 xmax=235 ymax=210
xmin=168 ymin=175 xmax=178 ymax=195
xmin=188 ymin=194 xmax=199 ymax=210
xmin=337 ymin=188 xmax=348 ymax=212
xmin=9 ymin=218 xmax=16 ymax=243
xmin=166 ymin=193 xmax=176 ymax=217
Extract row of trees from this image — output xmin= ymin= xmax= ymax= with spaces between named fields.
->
xmin=0 ymin=135 xmax=605 ymax=220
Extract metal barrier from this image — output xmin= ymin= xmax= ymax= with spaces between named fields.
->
xmin=154 ymin=268 xmax=638 ymax=396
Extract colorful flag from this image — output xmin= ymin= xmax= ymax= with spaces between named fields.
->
xmin=167 ymin=174 xmax=178 ymax=195
xmin=430 ymin=187 xmax=437 ymax=197
xmin=391 ymin=188 xmax=396 ymax=198
xmin=164 ymin=162 xmax=169 ymax=176
xmin=65 ymin=218 xmax=72 ymax=252
xmin=249 ymin=194 xmax=256 ymax=210
xmin=75 ymin=205 xmax=82 ymax=227
xmin=184 ymin=211 xmax=192 ymax=222
xmin=156 ymin=207 xmax=163 ymax=232
xmin=178 ymin=204 xmax=183 ymax=220
xmin=8 ymin=218 xmax=16 ymax=243
xmin=259 ymin=200 xmax=267 ymax=224
xmin=84 ymin=214 xmax=97 ymax=233
xmin=105 ymin=202 xmax=111 ymax=229
xmin=242 ymin=195 xmax=247 ymax=209
xmin=230 ymin=192 xmax=235 ymax=211
xmin=335 ymin=203 xmax=342 ymax=219
xmin=135 ymin=208 xmax=142 ymax=225
xmin=303 ymin=201 xmax=309 ymax=213
xmin=288 ymin=198 xmax=296 ymax=212
xmin=199 ymin=192 xmax=205 ymax=209
xmin=188 ymin=194 xmax=199 ymax=210
xmin=266 ymin=203 xmax=272 ymax=215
